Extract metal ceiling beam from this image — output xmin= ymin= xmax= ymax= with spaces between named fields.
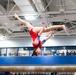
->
xmin=8 ymin=4 xmax=16 ymax=14
xmin=0 ymin=4 xmax=7 ymax=15
xmin=0 ymin=25 xmax=12 ymax=34
xmin=69 ymin=21 xmax=76 ymax=30
xmin=1 ymin=13 xmax=76 ymax=22
xmin=69 ymin=0 xmax=76 ymax=9
xmin=4 ymin=27 xmax=12 ymax=34
xmin=32 ymin=0 xmax=48 ymax=23
xmin=7 ymin=0 xmax=10 ymax=13
xmin=12 ymin=10 xmax=76 ymax=15
xmin=1 ymin=15 xmax=76 ymax=25
xmin=45 ymin=10 xmax=76 ymax=15
xmin=28 ymin=0 xmax=38 ymax=12
xmin=44 ymin=0 xmax=52 ymax=11
xmin=41 ymin=0 xmax=48 ymax=11
xmin=1 ymin=10 xmax=76 ymax=16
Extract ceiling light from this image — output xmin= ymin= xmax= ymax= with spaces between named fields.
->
xmin=24 ymin=14 xmax=38 ymax=20
xmin=60 ymin=8 xmax=64 ymax=12
xmin=25 ymin=15 xmax=36 ymax=20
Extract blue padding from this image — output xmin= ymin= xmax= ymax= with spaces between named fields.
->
xmin=0 ymin=56 xmax=76 ymax=65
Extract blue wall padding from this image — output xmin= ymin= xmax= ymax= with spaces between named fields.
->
xmin=0 ymin=56 xmax=76 ymax=65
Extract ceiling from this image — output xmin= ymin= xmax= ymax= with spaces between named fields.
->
xmin=0 ymin=0 xmax=76 ymax=39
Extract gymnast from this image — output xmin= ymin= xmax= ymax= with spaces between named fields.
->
xmin=14 ymin=13 xmax=66 ymax=56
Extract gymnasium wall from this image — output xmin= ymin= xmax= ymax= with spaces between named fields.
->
xmin=0 ymin=36 xmax=76 ymax=47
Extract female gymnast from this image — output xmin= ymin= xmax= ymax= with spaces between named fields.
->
xmin=14 ymin=13 xmax=66 ymax=56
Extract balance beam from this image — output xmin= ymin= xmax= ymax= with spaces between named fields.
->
xmin=0 ymin=65 xmax=76 ymax=72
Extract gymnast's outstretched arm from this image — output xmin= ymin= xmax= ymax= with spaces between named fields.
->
xmin=45 ymin=31 xmax=55 ymax=41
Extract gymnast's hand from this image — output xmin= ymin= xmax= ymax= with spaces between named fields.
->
xmin=51 ymin=30 xmax=55 ymax=34
xmin=42 ymin=22 xmax=46 ymax=26
xmin=51 ymin=30 xmax=55 ymax=37
xmin=42 ymin=22 xmax=46 ymax=30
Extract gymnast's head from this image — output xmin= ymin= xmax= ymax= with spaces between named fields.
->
xmin=32 ymin=47 xmax=41 ymax=56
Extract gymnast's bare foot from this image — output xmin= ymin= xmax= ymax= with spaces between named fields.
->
xmin=62 ymin=25 xmax=67 ymax=32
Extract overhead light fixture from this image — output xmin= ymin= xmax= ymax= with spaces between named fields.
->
xmin=25 ymin=15 xmax=36 ymax=20
xmin=24 ymin=14 xmax=38 ymax=20
xmin=60 ymin=8 xmax=64 ymax=12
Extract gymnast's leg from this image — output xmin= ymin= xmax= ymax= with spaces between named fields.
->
xmin=15 ymin=14 xmax=66 ymax=34
xmin=33 ymin=24 xmax=66 ymax=33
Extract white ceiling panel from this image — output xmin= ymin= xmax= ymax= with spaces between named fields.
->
xmin=13 ymin=0 xmax=31 ymax=5
xmin=13 ymin=0 xmax=35 ymax=12
xmin=20 ymin=5 xmax=35 ymax=12
xmin=32 ymin=0 xmax=45 ymax=11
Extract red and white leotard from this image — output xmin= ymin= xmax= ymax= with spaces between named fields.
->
xmin=29 ymin=28 xmax=38 ymax=41
xmin=32 ymin=40 xmax=42 ymax=48
xmin=29 ymin=29 xmax=42 ymax=48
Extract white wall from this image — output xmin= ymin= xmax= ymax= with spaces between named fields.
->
xmin=0 ymin=36 xmax=76 ymax=47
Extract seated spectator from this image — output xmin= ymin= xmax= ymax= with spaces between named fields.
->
xmin=70 ymin=51 xmax=73 ymax=55
xmin=62 ymin=51 xmax=65 ymax=56
xmin=68 ymin=51 xmax=72 ymax=55
xmin=66 ymin=50 xmax=69 ymax=55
